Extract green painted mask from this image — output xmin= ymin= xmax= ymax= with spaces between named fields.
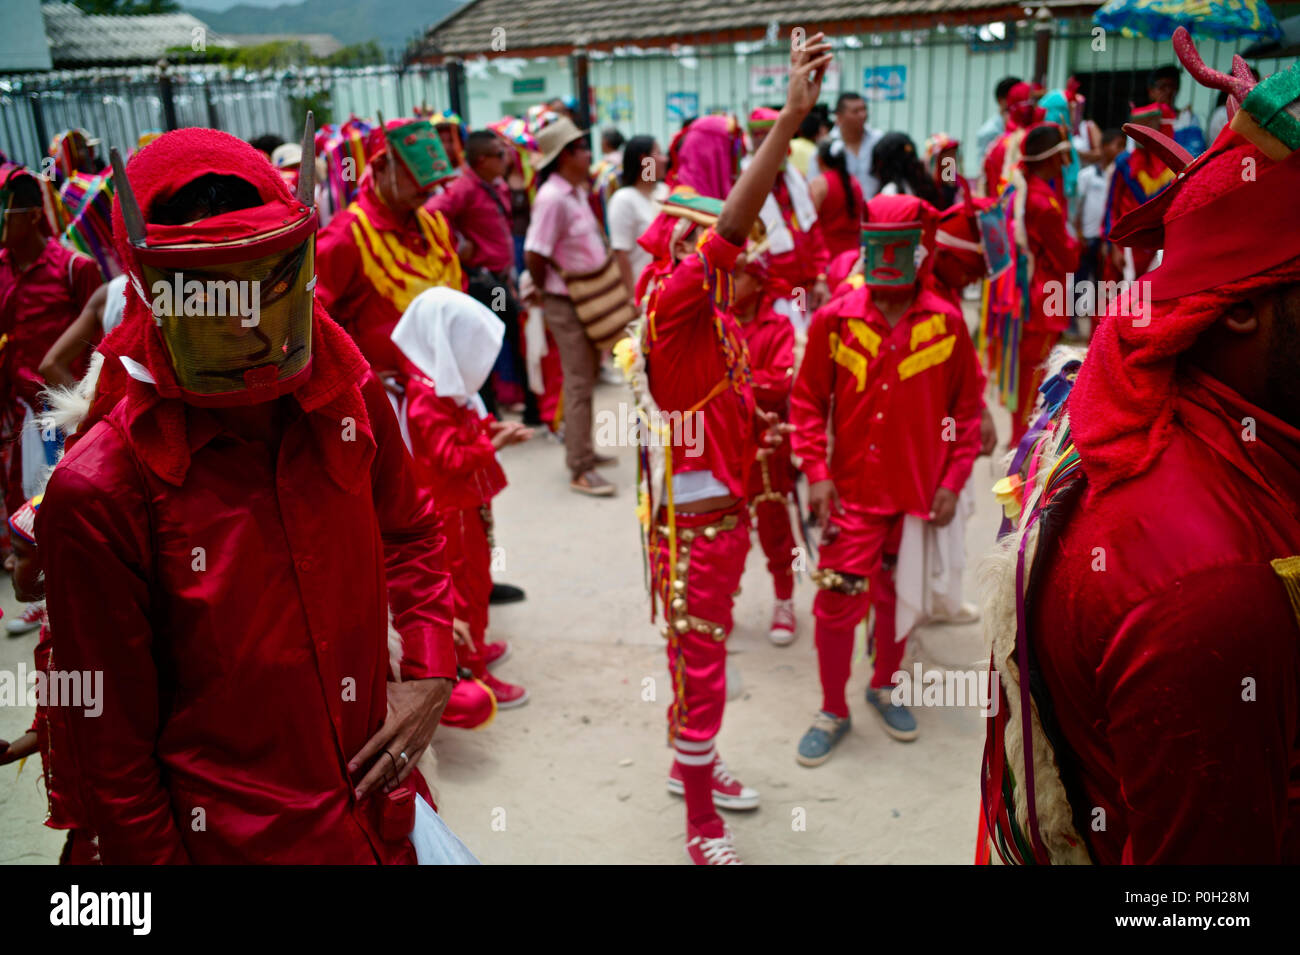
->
xmin=387 ymin=120 xmax=454 ymax=189
xmin=860 ymin=224 xmax=921 ymax=288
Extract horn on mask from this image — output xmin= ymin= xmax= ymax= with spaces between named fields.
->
xmin=296 ymin=110 xmax=315 ymax=208
xmin=110 ymin=147 xmax=146 ymax=247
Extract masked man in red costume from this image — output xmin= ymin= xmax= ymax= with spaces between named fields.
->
xmin=317 ymin=117 xmax=464 ymax=376
xmin=620 ymin=34 xmax=833 ymax=864
xmin=36 ymin=121 xmax=457 ymax=864
xmin=733 ymin=254 xmax=799 ymax=644
xmin=1102 ymin=103 xmax=1178 ymax=278
xmin=981 ymin=31 xmax=1300 ymax=864
xmin=746 ymin=107 xmax=831 ymax=331
xmin=792 ymin=193 xmax=984 ymax=765
xmin=983 ymin=82 xmax=1045 ymax=198
xmin=1007 ymin=123 xmax=1079 ymax=447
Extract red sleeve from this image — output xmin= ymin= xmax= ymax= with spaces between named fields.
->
xmin=1099 ymin=564 xmax=1298 ymax=863
xmin=362 ymin=376 xmax=457 ymax=682
xmin=69 ymin=253 xmax=102 ymax=311
xmin=749 ymin=320 xmax=795 ymax=410
xmin=938 ymin=318 xmax=984 ymax=493
xmin=790 ymin=305 xmax=835 ymax=485
xmin=1027 ymin=191 xmax=1079 ymax=277
xmin=406 ymin=386 xmax=498 ymax=479
xmin=315 ymin=215 xmax=362 ymax=328
xmin=37 ymin=426 xmax=191 ymax=864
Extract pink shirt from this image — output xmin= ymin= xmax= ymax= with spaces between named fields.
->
xmin=524 ymin=175 xmax=607 ymax=296
xmin=425 ymin=167 xmax=515 ymax=273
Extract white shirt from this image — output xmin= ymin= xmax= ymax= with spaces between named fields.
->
xmin=808 ymin=125 xmax=884 ymax=199
xmin=607 ymin=185 xmax=661 ymax=293
xmin=1077 ymin=163 xmax=1111 ymax=240
xmin=102 ymin=273 xmax=129 ymax=334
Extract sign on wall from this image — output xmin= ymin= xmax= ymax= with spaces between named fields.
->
xmin=863 ymin=65 xmax=907 ymax=101
xmin=749 ymin=61 xmax=842 ymax=98
xmin=512 ymin=77 xmax=546 ymax=95
xmin=597 ymin=85 xmax=633 ymax=123
xmin=667 ymin=91 xmax=699 ymax=121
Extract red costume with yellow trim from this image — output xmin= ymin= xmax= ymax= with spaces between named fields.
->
xmin=317 ymin=119 xmax=464 ymax=374
xmin=792 ymin=195 xmax=983 ymax=713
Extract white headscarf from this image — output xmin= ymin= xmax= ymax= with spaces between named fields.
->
xmin=391 ymin=287 xmax=505 ymax=406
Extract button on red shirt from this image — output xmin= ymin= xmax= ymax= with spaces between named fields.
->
xmin=791 ymin=277 xmax=984 ymax=515
xmin=425 ymin=167 xmax=514 ymax=273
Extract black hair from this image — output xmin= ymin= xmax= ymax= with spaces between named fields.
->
xmin=816 ymin=138 xmax=857 ymax=218
xmin=995 ymin=76 xmax=1022 ymax=102
xmin=601 ymin=127 xmax=626 ymax=152
xmin=149 ymin=173 xmax=263 ymax=225
xmin=871 ymin=132 xmax=941 ymax=205
xmin=8 ymin=173 xmax=42 ymax=208
xmin=835 ymin=92 xmax=865 ymax=113
xmin=1022 ymin=123 xmax=1065 ymax=160
xmin=466 ymin=129 xmax=504 ymax=166
xmin=797 ymin=111 xmax=823 ymax=141
xmin=1100 ymin=127 xmax=1126 ymax=145
xmin=1147 ymin=65 xmax=1181 ymax=90
xmin=620 ymin=135 xmax=656 ymax=188
xmin=249 ymin=134 xmax=285 ymax=157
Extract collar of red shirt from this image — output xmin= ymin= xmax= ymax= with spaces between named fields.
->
xmin=836 ymin=278 xmax=958 ymax=327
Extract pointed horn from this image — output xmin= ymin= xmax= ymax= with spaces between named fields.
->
xmin=296 ymin=110 xmax=315 ymax=207
xmin=1122 ymin=122 xmax=1194 ymax=174
xmin=1173 ymin=26 xmax=1254 ymax=100
xmin=109 ymin=147 xmax=146 ymax=247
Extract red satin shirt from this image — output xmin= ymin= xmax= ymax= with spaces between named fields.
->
xmin=737 ymin=300 xmax=794 ymax=415
xmin=38 ymin=372 xmax=456 ymax=864
xmin=645 ymin=229 xmax=756 ymax=500
xmin=1033 ymin=370 xmax=1300 ymax=863
xmin=0 ymin=239 xmax=101 ymax=407
xmin=791 ymin=278 xmax=983 ymax=515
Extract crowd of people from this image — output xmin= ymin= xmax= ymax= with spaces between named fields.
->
xmin=0 ymin=24 xmax=1296 ymax=865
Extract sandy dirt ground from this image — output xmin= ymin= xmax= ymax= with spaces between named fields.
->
xmin=1 ymin=306 xmax=1010 ymax=865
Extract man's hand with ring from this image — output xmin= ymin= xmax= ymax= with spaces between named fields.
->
xmin=348 ymin=677 xmax=453 ymax=800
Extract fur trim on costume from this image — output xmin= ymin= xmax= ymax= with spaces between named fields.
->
xmin=38 ymin=351 xmax=103 ymax=440
xmin=979 ymin=344 xmax=1091 ymax=865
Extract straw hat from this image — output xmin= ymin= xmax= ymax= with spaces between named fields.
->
xmin=534 ymin=116 xmax=588 ymax=171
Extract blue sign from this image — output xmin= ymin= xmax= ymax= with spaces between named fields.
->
xmin=863 ymin=65 xmax=907 ymax=102
xmin=667 ymin=92 xmax=699 ymax=121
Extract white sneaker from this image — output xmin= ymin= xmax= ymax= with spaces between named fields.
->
xmin=768 ymin=599 xmax=797 ymax=646
xmin=5 ymin=602 xmax=44 ymax=636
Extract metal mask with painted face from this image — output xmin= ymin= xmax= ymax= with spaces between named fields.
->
xmin=386 ymin=119 xmax=455 ymax=189
xmin=860 ymin=221 xmax=922 ymax=290
xmin=111 ymin=114 xmax=320 ymax=406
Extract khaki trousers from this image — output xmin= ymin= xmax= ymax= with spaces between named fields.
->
xmin=541 ymin=293 xmax=599 ymax=476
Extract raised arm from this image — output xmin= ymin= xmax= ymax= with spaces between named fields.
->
xmin=716 ymin=33 xmax=833 ymax=245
